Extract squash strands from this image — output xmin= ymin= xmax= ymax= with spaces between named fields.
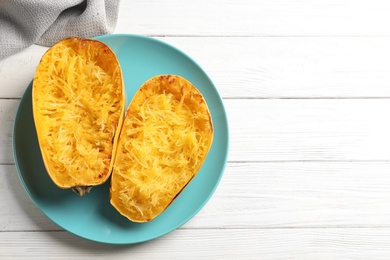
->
xmin=32 ymin=37 xmax=125 ymax=196
xmin=110 ymin=75 xmax=214 ymax=222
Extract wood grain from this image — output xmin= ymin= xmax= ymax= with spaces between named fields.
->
xmin=190 ymin=162 xmax=390 ymax=228
xmin=0 ymin=100 xmax=18 ymax=164
xmin=117 ymin=0 xmax=390 ymax=36
xmin=226 ymin=98 xmax=390 ymax=161
xmin=2 ymin=228 xmax=390 ymax=259
xmin=0 ymin=45 xmax=47 ymax=98
xmin=161 ymin=37 xmax=390 ymax=99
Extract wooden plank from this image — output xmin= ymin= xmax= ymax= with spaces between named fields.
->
xmin=2 ymin=228 xmax=390 ymax=259
xmin=225 ymin=98 xmax=390 ymax=161
xmin=161 ymin=37 xmax=390 ymax=99
xmin=0 ymin=45 xmax=47 ymax=98
xmin=4 ymin=98 xmax=390 ymax=164
xmin=117 ymin=0 xmax=390 ymax=36
xmin=3 ymin=37 xmax=390 ymax=99
xmin=5 ymin=161 xmax=390 ymax=231
xmin=188 ymin=161 xmax=390 ymax=228
xmin=0 ymin=99 xmax=18 ymax=164
xmin=0 ymin=164 xmax=59 ymax=232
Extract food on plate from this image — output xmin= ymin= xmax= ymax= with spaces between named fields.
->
xmin=32 ymin=37 xmax=125 ymax=196
xmin=110 ymin=75 xmax=213 ymax=222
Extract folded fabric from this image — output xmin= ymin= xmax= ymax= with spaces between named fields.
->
xmin=0 ymin=0 xmax=120 ymax=60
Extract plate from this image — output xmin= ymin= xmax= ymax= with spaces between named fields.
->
xmin=12 ymin=34 xmax=229 ymax=244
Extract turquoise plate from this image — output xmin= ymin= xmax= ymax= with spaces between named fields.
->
xmin=12 ymin=34 xmax=229 ymax=244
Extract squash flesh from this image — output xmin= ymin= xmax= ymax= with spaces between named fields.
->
xmin=110 ymin=75 xmax=213 ymax=222
xmin=32 ymin=37 xmax=125 ymax=193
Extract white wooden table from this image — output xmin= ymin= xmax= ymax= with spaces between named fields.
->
xmin=2 ymin=0 xmax=390 ymax=258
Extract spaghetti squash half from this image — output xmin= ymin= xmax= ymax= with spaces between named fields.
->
xmin=32 ymin=37 xmax=125 ymax=196
xmin=110 ymin=75 xmax=213 ymax=222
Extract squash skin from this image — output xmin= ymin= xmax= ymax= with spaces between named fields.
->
xmin=110 ymin=75 xmax=213 ymax=222
xmin=32 ymin=37 xmax=125 ymax=195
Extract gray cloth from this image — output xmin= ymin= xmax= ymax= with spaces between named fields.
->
xmin=0 ymin=0 xmax=120 ymax=60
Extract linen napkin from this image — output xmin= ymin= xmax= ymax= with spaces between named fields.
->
xmin=0 ymin=0 xmax=120 ymax=60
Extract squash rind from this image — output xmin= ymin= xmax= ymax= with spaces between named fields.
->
xmin=110 ymin=75 xmax=213 ymax=222
xmin=32 ymin=37 xmax=125 ymax=195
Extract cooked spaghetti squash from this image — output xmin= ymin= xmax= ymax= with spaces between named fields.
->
xmin=32 ymin=37 xmax=125 ymax=196
xmin=110 ymin=75 xmax=213 ymax=222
